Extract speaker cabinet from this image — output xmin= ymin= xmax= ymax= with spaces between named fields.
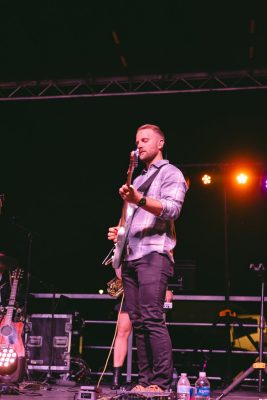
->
xmin=25 ymin=314 xmax=72 ymax=372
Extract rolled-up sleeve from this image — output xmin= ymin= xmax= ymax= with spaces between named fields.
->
xmin=159 ymin=168 xmax=188 ymax=220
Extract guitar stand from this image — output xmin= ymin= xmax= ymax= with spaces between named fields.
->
xmin=216 ymin=263 xmax=267 ymax=400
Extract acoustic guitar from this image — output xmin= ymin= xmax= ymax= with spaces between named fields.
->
xmin=0 ymin=268 xmax=25 ymax=358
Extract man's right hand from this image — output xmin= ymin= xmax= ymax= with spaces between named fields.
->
xmin=108 ymin=226 xmax=119 ymax=243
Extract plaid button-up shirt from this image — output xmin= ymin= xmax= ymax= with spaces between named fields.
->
xmin=123 ymin=159 xmax=188 ymax=263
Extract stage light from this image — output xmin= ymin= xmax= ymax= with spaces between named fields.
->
xmin=260 ymin=175 xmax=267 ymax=194
xmin=236 ymin=172 xmax=249 ymax=185
xmin=0 ymin=346 xmax=17 ymax=374
xmin=98 ymin=289 xmax=104 ymax=295
xmin=201 ymin=174 xmax=212 ymax=185
xmin=0 ymin=345 xmax=25 ymax=385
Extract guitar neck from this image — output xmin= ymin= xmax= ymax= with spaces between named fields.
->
xmin=5 ymin=279 xmax=19 ymax=324
xmin=120 ymin=201 xmax=128 ymax=227
xmin=120 ymin=163 xmax=135 ymax=227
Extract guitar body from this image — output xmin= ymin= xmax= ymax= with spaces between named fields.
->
xmin=0 ymin=319 xmax=25 ymax=357
xmin=112 ymin=205 xmax=135 ymax=269
xmin=112 ymin=227 xmax=126 ymax=269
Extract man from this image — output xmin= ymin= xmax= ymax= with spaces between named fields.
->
xmin=108 ymin=124 xmax=188 ymax=392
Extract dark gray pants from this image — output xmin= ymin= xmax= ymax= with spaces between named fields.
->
xmin=122 ymin=252 xmax=174 ymax=390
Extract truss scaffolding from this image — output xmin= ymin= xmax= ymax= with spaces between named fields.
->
xmin=1 ymin=69 xmax=267 ymax=101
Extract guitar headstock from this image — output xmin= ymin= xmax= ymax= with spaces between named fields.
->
xmin=11 ymin=268 xmax=24 ymax=281
xmin=133 ymin=149 xmax=139 ymax=168
xmin=126 ymin=149 xmax=139 ymax=185
xmin=128 ymin=149 xmax=139 ymax=172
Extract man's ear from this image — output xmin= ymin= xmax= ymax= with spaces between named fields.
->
xmin=158 ymin=139 xmax=165 ymax=150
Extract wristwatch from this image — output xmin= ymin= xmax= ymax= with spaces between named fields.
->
xmin=137 ymin=196 xmax=146 ymax=207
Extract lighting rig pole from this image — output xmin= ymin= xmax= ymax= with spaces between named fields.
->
xmin=219 ymin=165 xmax=234 ymax=386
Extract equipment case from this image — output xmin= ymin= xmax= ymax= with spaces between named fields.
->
xmin=25 ymin=313 xmax=72 ymax=372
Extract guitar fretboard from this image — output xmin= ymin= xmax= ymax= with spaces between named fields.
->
xmin=5 ymin=276 xmax=20 ymax=324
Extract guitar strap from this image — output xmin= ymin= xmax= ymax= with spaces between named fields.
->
xmin=136 ymin=165 xmax=164 ymax=194
xmin=102 ymin=165 xmax=164 ymax=267
xmin=113 ymin=166 xmax=164 ymax=264
xmin=123 ymin=165 xmax=164 ymax=228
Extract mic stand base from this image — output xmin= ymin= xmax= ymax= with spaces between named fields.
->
xmin=216 ymin=362 xmax=266 ymax=400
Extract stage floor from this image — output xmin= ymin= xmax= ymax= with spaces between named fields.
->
xmin=1 ymin=382 xmax=267 ymax=400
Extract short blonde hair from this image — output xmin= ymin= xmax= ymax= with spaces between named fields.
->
xmin=137 ymin=124 xmax=165 ymax=140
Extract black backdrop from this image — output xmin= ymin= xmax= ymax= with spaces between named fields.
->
xmin=0 ymin=90 xmax=266 ymax=296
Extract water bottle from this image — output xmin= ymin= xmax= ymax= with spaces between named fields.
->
xmin=177 ymin=372 xmax=190 ymax=400
xmin=195 ymin=371 xmax=210 ymax=400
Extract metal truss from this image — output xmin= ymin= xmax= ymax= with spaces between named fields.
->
xmin=1 ymin=68 xmax=267 ymax=101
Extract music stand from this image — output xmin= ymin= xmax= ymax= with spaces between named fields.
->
xmin=216 ymin=263 xmax=266 ymax=400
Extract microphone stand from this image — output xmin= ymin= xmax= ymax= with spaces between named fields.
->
xmin=10 ymin=218 xmax=35 ymax=320
xmin=7 ymin=218 xmax=36 ymax=384
xmin=24 ymin=231 xmax=33 ymax=322
xmin=216 ymin=263 xmax=266 ymax=399
xmin=29 ymin=275 xmax=58 ymax=384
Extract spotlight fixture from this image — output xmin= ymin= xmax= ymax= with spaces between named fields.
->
xmin=202 ymin=174 xmax=212 ymax=185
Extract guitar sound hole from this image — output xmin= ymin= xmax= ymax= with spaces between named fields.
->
xmin=1 ymin=325 xmax=12 ymax=336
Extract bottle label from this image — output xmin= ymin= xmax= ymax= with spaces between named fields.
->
xmin=195 ymin=386 xmax=210 ymax=396
xmin=177 ymin=386 xmax=190 ymax=393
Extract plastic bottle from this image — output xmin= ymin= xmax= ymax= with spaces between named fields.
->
xmin=195 ymin=371 xmax=210 ymax=400
xmin=177 ymin=372 xmax=190 ymax=400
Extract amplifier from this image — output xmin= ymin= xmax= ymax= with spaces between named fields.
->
xmin=25 ymin=313 xmax=72 ymax=372
xmin=168 ymin=260 xmax=196 ymax=293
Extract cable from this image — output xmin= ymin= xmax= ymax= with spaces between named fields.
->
xmin=96 ymin=293 xmax=124 ymax=388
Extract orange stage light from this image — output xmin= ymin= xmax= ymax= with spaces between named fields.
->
xmin=236 ymin=172 xmax=249 ymax=185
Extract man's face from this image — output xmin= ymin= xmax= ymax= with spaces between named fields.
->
xmin=136 ymin=128 xmax=164 ymax=164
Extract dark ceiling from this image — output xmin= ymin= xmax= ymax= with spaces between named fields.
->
xmin=1 ymin=1 xmax=267 ymax=82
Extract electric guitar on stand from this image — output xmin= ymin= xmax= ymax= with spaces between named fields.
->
xmin=0 ymin=267 xmax=25 ymax=376
xmin=103 ymin=149 xmax=139 ymax=286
